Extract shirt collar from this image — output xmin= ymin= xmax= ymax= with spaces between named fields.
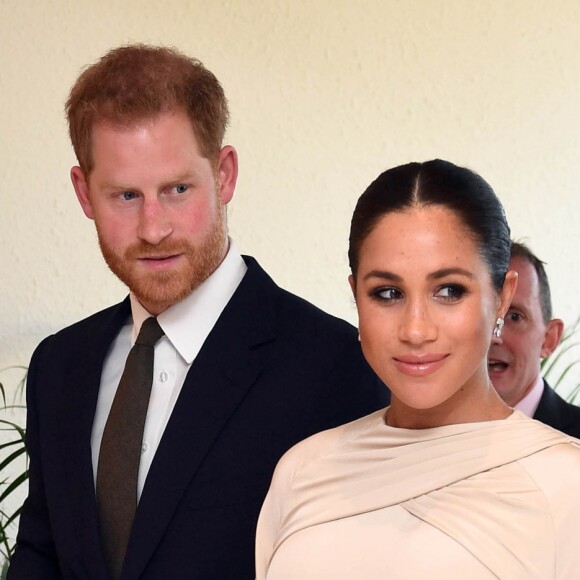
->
xmin=513 ymin=373 xmax=544 ymax=418
xmin=129 ymin=239 xmax=247 ymax=363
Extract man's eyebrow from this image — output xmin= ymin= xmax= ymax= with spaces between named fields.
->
xmin=165 ymin=171 xmax=197 ymax=184
xmin=99 ymin=180 xmax=135 ymax=191
xmin=98 ymin=172 xmax=197 ymax=192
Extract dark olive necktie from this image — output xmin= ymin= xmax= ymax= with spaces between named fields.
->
xmin=96 ymin=316 xmax=164 ymax=579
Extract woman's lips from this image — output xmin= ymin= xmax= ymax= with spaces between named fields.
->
xmin=393 ymin=354 xmax=449 ymax=377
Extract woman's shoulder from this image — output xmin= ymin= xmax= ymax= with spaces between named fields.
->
xmin=513 ymin=430 xmax=580 ymax=572
xmin=516 ymin=427 xmax=580 ymax=493
xmin=272 ymin=408 xmax=387 ymax=485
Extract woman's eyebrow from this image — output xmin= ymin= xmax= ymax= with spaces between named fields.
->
xmin=363 ymin=270 xmax=402 ymax=282
xmin=428 ymin=268 xmax=475 ymax=280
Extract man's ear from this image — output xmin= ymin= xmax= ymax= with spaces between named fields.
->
xmin=541 ymin=318 xmax=564 ymax=358
xmin=71 ymin=166 xmax=95 ymax=220
xmin=215 ymin=145 xmax=238 ymax=205
xmin=497 ymin=270 xmax=518 ymax=318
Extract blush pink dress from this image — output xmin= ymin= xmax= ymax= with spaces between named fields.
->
xmin=256 ymin=409 xmax=580 ymax=579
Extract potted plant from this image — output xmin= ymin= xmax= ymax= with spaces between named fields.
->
xmin=0 ymin=367 xmax=28 ymax=578
xmin=542 ymin=316 xmax=580 ymax=404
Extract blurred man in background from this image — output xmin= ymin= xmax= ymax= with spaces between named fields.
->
xmin=488 ymin=241 xmax=580 ymax=436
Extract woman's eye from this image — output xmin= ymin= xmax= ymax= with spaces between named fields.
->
xmin=375 ymin=287 xmax=403 ymax=301
xmin=435 ymin=284 xmax=466 ymax=301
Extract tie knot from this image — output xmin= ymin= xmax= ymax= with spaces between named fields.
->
xmin=135 ymin=317 xmax=164 ymax=347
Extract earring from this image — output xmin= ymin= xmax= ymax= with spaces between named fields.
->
xmin=357 ymin=332 xmax=361 ymax=342
xmin=493 ymin=317 xmax=504 ymax=338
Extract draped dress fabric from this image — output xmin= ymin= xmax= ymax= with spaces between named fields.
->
xmin=255 ymin=409 xmax=580 ymax=579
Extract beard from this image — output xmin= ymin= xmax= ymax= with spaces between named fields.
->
xmin=96 ymin=205 xmax=228 ymax=313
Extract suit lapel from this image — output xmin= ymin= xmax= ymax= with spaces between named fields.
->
xmin=57 ymin=299 xmax=131 ymax=577
xmin=122 ymin=259 xmax=278 ymax=579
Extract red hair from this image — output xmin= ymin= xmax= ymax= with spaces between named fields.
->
xmin=66 ymin=44 xmax=229 ymax=174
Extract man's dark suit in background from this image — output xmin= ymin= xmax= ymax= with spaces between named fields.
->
xmin=535 ymin=380 xmax=580 ymax=438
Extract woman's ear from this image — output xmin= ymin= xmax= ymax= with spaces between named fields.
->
xmin=497 ymin=270 xmax=518 ymax=318
xmin=348 ymin=274 xmax=357 ymax=301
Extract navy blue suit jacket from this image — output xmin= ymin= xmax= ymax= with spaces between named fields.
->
xmin=9 ymin=257 xmax=388 ymax=579
xmin=533 ymin=379 xmax=580 ymax=438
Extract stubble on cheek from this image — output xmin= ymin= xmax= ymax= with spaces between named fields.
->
xmin=95 ymin=207 xmax=227 ymax=310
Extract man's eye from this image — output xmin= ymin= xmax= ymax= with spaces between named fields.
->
xmin=121 ymin=191 xmax=137 ymax=201
xmin=174 ymin=184 xmax=188 ymax=194
xmin=508 ymin=312 xmax=522 ymax=322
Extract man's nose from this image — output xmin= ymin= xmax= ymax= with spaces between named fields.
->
xmin=137 ymin=198 xmax=173 ymax=244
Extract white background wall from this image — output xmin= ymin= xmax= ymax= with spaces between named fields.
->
xmin=1 ymin=0 xmax=580 ymax=552
xmin=1 ymin=0 xmax=580 ymax=382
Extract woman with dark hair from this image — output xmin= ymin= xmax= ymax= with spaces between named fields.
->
xmin=255 ymin=160 xmax=580 ymax=579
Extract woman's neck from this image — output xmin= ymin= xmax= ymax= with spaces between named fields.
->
xmin=385 ymin=382 xmax=513 ymax=429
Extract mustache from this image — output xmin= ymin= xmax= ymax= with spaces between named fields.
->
xmin=124 ymin=240 xmax=193 ymax=260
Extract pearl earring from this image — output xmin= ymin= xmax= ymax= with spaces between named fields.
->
xmin=493 ymin=317 xmax=504 ymax=338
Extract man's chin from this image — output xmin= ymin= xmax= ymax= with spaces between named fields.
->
xmin=490 ymin=377 xmax=518 ymax=405
xmin=131 ymin=279 xmax=194 ymax=312
xmin=489 ymin=369 xmax=507 ymax=382
xmin=101 ymin=236 xmax=226 ymax=310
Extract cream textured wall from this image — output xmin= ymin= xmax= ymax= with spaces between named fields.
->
xmin=1 ymin=0 xmax=580 ymax=386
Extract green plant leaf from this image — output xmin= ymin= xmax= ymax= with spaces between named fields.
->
xmin=0 ymin=471 xmax=28 ymax=506
xmin=541 ymin=315 xmax=580 ymax=403
xmin=0 ymin=420 xmax=25 ymax=442
xmin=0 ymin=368 xmax=28 ymax=559
xmin=0 ymin=446 xmax=27 ymax=476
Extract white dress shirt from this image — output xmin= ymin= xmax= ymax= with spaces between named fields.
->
xmin=513 ymin=373 xmax=544 ymax=418
xmin=91 ymin=241 xmax=247 ymax=498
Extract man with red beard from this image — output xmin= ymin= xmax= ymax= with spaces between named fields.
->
xmin=8 ymin=45 xmax=387 ymax=580
xmin=488 ymin=241 xmax=580 ymax=436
